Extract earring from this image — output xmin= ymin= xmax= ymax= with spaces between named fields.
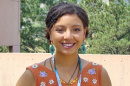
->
xmin=50 ymin=42 xmax=55 ymax=55
xmin=81 ymin=42 xmax=86 ymax=54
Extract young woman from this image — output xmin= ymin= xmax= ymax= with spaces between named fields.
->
xmin=16 ymin=2 xmax=111 ymax=86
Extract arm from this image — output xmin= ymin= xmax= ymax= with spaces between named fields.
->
xmin=16 ymin=69 xmax=35 ymax=86
xmin=102 ymin=67 xmax=112 ymax=86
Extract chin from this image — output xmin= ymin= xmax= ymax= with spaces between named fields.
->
xmin=61 ymin=51 xmax=78 ymax=55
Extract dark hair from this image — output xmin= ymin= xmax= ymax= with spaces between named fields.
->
xmin=45 ymin=2 xmax=89 ymax=44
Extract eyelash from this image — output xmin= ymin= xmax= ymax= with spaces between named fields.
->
xmin=55 ymin=28 xmax=81 ymax=32
xmin=73 ymin=28 xmax=81 ymax=31
xmin=56 ymin=28 xmax=64 ymax=31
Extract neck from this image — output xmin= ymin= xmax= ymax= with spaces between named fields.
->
xmin=54 ymin=52 xmax=79 ymax=68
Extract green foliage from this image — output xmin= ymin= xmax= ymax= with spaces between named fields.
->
xmin=79 ymin=0 xmax=130 ymax=54
xmin=2 ymin=0 xmax=129 ymax=54
xmin=20 ymin=0 xmax=76 ymax=53
xmin=19 ymin=0 xmax=130 ymax=54
xmin=20 ymin=0 xmax=48 ymax=53
xmin=0 ymin=46 xmax=9 ymax=52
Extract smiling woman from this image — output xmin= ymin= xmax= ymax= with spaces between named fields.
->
xmin=50 ymin=14 xmax=86 ymax=55
xmin=16 ymin=2 xmax=111 ymax=86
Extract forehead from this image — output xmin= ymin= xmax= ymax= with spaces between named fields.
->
xmin=54 ymin=14 xmax=83 ymax=26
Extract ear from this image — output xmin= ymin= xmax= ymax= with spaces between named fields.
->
xmin=83 ymin=27 xmax=87 ymax=40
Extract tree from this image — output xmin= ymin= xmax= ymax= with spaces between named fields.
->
xmin=79 ymin=0 xmax=130 ymax=54
xmin=1 ymin=0 xmax=129 ymax=54
xmin=20 ymin=0 xmax=77 ymax=53
xmin=0 ymin=46 xmax=9 ymax=52
xmin=20 ymin=0 xmax=47 ymax=53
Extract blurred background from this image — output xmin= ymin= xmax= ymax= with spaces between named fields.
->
xmin=0 ymin=0 xmax=129 ymax=54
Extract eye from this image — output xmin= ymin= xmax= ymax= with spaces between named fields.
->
xmin=73 ymin=28 xmax=81 ymax=31
xmin=56 ymin=28 xmax=64 ymax=32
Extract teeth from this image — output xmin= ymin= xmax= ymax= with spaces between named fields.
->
xmin=63 ymin=44 xmax=73 ymax=46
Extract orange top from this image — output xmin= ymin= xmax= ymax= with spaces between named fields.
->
xmin=27 ymin=62 xmax=102 ymax=86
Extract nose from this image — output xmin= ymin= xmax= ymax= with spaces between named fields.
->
xmin=64 ymin=29 xmax=73 ymax=40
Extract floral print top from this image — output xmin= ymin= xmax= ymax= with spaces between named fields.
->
xmin=27 ymin=62 xmax=102 ymax=86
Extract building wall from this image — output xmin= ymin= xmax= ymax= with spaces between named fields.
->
xmin=0 ymin=0 xmax=20 ymax=51
xmin=0 ymin=53 xmax=129 ymax=86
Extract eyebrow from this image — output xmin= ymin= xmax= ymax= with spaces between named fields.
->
xmin=72 ymin=25 xmax=82 ymax=27
xmin=54 ymin=25 xmax=83 ymax=27
xmin=54 ymin=25 xmax=65 ymax=27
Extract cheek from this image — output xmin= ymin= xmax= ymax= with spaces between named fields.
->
xmin=74 ymin=34 xmax=84 ymax=44
xmin=75 ymin=32 xmax=84 ymax=39
xmin=52 ymin=33 xmax=63 ymax=41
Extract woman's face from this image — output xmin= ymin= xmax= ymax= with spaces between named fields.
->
xmin=50 ymin=14 xmax=87 ymax=55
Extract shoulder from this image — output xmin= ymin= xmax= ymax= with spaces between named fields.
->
xmin=81 ymin=58 xmax=100 ymax=69
xmin=80 ymin=58 xmax=89 ymax=69
xmin=16 ymin=58 xmax=52 ymax=86
xmin=81 ymin=59 xmax=103 ymax=85
xmin=39 ymin=57 xmax=53 ymax=71
xmin=81 ymin=59 xmax=111 ymax=86
xmin=16 ymin=69 xmax=35 ymax=86
xmin=102 ymin=67 xmax=112 ymax=86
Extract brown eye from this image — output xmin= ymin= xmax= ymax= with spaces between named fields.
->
xmin=56 ymin=28 xmax=64 ymax=32
xmin=73 ymin=28 xmax=81 ymax=31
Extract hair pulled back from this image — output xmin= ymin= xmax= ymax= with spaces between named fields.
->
xmin=45 ymin=2 xmax=89 ymax=44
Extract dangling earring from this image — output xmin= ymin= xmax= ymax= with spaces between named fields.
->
xmin=50 ymin=42 xmax=55 ymax=55
xmin=81 ymin=41 xmax=86 ymax=54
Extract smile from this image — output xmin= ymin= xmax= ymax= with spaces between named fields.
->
xmin=62 ymin=43 xmax=75 ymax=48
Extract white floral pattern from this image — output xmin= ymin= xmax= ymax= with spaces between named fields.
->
xmin=92 ymin=62 xmax=98 ymax=66
xmin=40 ymin=81 xmax=46 ymax=86
xmin=49 ymin=79 xmax=54 ymax=84
xmin=32 ymin=64 xmax=38 ymax=68
xmin=92 ymin=79 xmax=97 ymax=84
xmin=83 ymin=77 xmax=88 ymax=82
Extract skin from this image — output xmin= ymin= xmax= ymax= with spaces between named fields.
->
xmin=49 ymin=14 xmax=87 ymax=67
xmin=50 ymin=14 xmax=87 ymax=56
xmin=16 ymin=14 xmax=111 ymax=86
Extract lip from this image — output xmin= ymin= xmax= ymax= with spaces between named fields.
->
xmin=61 ymin=43 xmax=75 ymax=49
